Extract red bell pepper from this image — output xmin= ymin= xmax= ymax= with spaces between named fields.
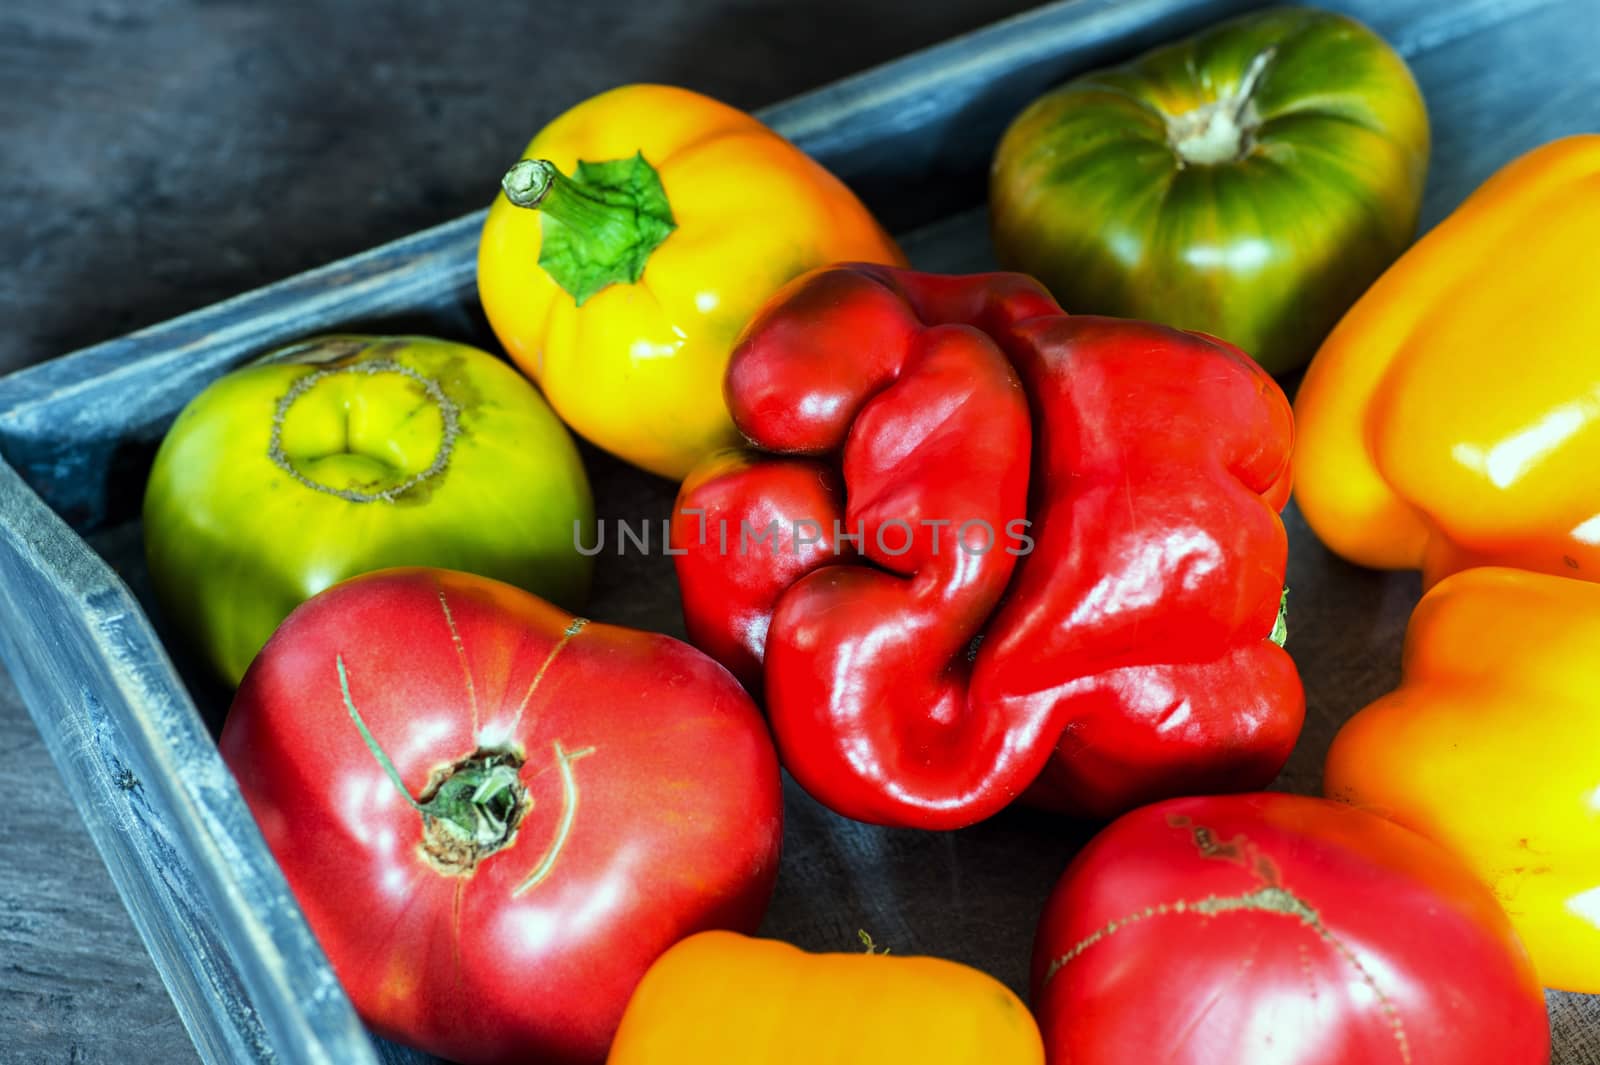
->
xmin=671 ymin=264 xmax=1302 ymax=829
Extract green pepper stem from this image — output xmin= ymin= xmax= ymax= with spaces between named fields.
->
xmin=501 ymin=158 xmax=633 ymax=237
xmin=858 ymin=930 xmax=892 ymax=955
xmin=500 ymin=153 xmax=677 ymax=305
xmin=1271 ymin=588 xmax=1289 ymax=647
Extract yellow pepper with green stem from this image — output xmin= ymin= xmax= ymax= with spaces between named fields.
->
xmin=478 ymin=84 xmax=905 ymax=480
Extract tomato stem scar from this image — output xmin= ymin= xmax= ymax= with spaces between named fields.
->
xmin=338 ymin=653 xmax=528 ymax=874
xmin=1164 ymin=46 xmax=1276 ymax=167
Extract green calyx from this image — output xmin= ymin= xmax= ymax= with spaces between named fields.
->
xmin=418 ymin=755 xmax=525 ymax=853
xmin=1271 ymin=588 xmax=1289 ymax=647
xmin=338 ymin=655 xmax=526 ymax=874
xmin=501 ymin=153 xmax=677 ymax=306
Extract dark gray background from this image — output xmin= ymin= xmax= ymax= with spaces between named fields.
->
xmin=0 ymin=2 xmax=1036 ymax=1060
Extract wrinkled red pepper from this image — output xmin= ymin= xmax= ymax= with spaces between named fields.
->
xmin=671 ymin=264 xmax=1301 ymax=829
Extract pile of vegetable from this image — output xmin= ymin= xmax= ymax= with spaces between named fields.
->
xmin=141 ymin=6 xmax=1598 ymax=1063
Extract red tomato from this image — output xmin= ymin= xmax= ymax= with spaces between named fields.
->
xmin=1031 ymin=793 xmax=1549 ymax=1065
xmin=220 ymin=568 xmax=783 ymax=1065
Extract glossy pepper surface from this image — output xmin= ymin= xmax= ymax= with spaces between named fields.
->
xmin=671 ymin=264 xmax=1302 ymax=829
xmin=1032 ymin=794 xmax=1550 ymax=1064
xmin=1325 ymin=566 xmax=1600 ymax=993
xmin=1295 ymin=135 xmax=1600 ymax=585
xmin=606 ymin=931 xmax=1045 ymax=1065
xmin=990 ymin=6 xmax=1428 ymax=375
xmin=477 ymin=84 xmax=905 ymax=480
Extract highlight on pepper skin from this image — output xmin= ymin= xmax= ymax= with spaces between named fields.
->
xmin=673 ymin=263 xmax=1302 ymax=831
xmin=1294 ymin=136 xmax=1600 ymax=588
xmin=1325 ymin=565 xmax=1600 ymax=994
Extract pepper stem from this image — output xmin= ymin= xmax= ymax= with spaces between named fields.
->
xmin=502 ymin=158 xmax=554 ymax=206
xmin=858 ymin=930 xmax=891 ymax=955
xmin=502 ymin=159 xmax=634 ymax=237
xmin=498 ymin=153 xmax=677 ymax=306
xmin=1270 ymin=588 xmax=1289 ymax=647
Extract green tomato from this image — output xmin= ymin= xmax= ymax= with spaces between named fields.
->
xmin=989 ymin=6 xmax=1429 ymax=374
xmin=144 ymin=335 xmax=594 ymax=685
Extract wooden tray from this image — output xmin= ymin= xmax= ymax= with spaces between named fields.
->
xmin=0 ymin=0 xmax=1595 ymax=1061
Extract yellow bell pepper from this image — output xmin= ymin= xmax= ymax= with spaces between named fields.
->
xmin=477 ymin=84 xmax=905 ymax=480
xmin=1324 ymin=566 xmax=1600 ymax=992
xmin=1294 ymin=135 xmax=1600 ymax=586
xmin=606 ymin=931 xmax=1045 ymax=1064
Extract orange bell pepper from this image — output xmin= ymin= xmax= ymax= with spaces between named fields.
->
xmin=1294 ymin=135 xmax=1600 ymax=586
xmin=477 ymin=85 xmax=905 ymax=480
xmin=606 ymin=931 xmax=1045 ymax=1064
xmin=1324 ymin=566 xmax=1600 ymax=993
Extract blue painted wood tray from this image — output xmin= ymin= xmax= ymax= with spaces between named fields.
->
xmin=1 ymin=0 xmax=1596 ymax=1062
